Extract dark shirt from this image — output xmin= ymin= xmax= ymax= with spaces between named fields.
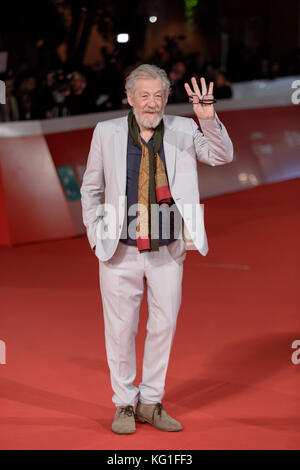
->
xmin=214 ymin=85 xmax=232 ymax=100
xmin=65 ymin=88 xmax=95 ymax=116
xmin=119 ymin=133 xmax=179 ymax=247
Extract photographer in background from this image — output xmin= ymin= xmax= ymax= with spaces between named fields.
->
xmin=16 ymin=72 xmax=42 ymax=120
xmin=213 ymin=71 xmax=233 ymax=100
xmin=49 ymin=69 xmax=72 ymax=118
xmin=0 ymin=74 xmax=19 ymax=122
xmin=65 ymin=71 xmax=95 ymax=116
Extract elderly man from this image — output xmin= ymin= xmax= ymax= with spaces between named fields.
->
xmin=80 ymin=64 xmax=233 ymax=434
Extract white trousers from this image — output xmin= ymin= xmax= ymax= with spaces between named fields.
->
xmin=99 ymin=240 xmax=185 ymax=407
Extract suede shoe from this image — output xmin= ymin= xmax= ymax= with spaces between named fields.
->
xmin=135 ymin=402 xmax=183 ymax=431
xmin=111 ymin=405 xmax=136 ymax=434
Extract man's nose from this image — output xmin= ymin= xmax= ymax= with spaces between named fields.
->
xmin=147 ymin=98 xmax=156 ymax=107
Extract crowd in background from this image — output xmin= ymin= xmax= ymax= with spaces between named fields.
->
xmin=1 ymin=39 xmax=300 ymax=122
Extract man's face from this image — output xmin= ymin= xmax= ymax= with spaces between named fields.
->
xmin=46 ymin=72 xmax=55 ymax=88
xmin=71 ymin=73 xmax=86 ymax=94
xmin=126 ymin=77 xmax=168 ymax=129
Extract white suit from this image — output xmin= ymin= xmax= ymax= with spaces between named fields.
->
xmin=80 ymin=111 xmax=233 ymax=406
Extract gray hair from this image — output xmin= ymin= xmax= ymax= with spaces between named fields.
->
xmin=125 ymin=64 xmax=171 ymax=98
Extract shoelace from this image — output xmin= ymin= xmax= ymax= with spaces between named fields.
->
xmin=152 ymin=402 xmax=163 ymax=421
xmin=119 ymin=405 xmax=134 ymax=417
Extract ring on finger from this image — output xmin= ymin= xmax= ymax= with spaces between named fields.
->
xmin=189 ymin=93 xmax=216 ymax=105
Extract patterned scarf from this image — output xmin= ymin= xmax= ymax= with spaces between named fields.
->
xmin=127 ymin=108 xmax=173 ymax=252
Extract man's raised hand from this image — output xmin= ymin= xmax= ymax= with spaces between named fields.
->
xmin=184 ymin=76 xmax=216 ymax=120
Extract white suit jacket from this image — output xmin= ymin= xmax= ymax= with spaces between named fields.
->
xmin=80 ymin=111 xmax=233 ymax=261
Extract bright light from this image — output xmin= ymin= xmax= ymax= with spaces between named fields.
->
xmin=238 ymin=172 xmax=248 ymax=183
xmin=149 ymin=16 xmax=157 ymax=23
xmin=249 ymin=174 xmax=258 ymax=185
xmin=117 ymin=33 xmax=129 ymax=43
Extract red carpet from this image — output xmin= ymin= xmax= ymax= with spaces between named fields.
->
xmin=0 ymin=178 xmax=299 ymax=450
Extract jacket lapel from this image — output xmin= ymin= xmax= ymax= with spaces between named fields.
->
xmin=163 ymin=115 xmax=177 ymax=188
xmin=114 ymin=117 xmax=128 ymax=195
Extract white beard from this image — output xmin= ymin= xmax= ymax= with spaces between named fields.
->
xmin=133 ymin=107 xmax=164 ymax=129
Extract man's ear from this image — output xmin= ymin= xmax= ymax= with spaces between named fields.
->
xmin=126 ymin=89 xmax=134 ymax=107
